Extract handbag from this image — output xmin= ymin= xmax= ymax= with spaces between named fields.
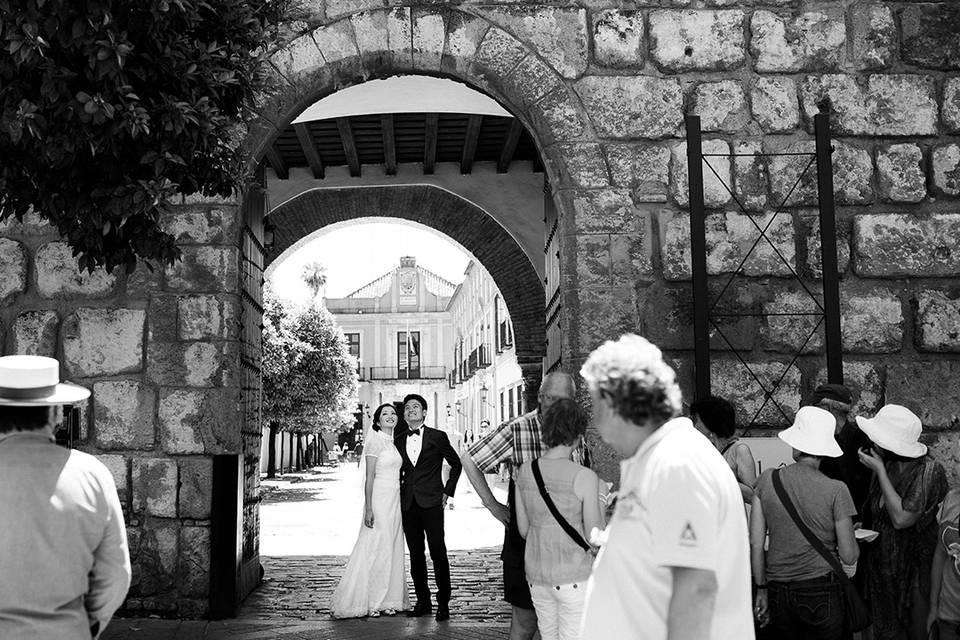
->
xmin=531 ymin=459 xmax=592 ymax=553
xmin=772 ymin=469 xmax=872 ymax=632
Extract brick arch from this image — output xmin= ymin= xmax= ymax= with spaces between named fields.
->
xmin=244 ymin=8 xmax=596 ymax=188
xmin=265 ymin=185 xmax=545 ymax=364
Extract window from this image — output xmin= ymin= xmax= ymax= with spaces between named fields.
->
xmin=345 ymin=333 xmax=360 ymax=375
xmin=398 ymin=331 xmax=421 ymax=379
xmin=508 ymin=387 xmax=516 ymax=420
xmin=500 ymin=391 xmax=505 ymax=422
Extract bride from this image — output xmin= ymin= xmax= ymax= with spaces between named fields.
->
xmin=330 ymin=403 xmax=411 ymax=618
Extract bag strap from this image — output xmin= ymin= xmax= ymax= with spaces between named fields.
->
xmin=771 ymin=469 xmax=854 ymax=588
xmin=532 ymin=459 xmax=591 ymax=552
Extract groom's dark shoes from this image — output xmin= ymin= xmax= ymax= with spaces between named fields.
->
xmin=407 ymin=601 xmax=432 ymax=617
xmin=435 ymin=603 xmax=450 ymax=622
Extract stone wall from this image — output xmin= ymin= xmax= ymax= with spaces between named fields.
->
xmin=0 ymin=199 xmax=244 ymax=616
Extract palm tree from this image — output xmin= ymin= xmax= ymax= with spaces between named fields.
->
xmin=301 ymin=261 xmax=327 ymax=304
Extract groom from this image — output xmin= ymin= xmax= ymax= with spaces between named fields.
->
xmin=395 ymin=393 xmax=462 ymax=621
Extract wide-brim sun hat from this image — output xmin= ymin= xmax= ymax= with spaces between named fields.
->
xmin=856 ymin=404 xmax=927 ymax=458
xmin=778 ymin=406 xmax=843 ymax=457
xmin=0 ymin=355 xmax=90 ymax=406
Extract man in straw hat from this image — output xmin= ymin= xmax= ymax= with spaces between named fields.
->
xmin=0 ymin=355 xmax=131 ymax=639
xmin=579 ymin=335 xmax=753 ymax=640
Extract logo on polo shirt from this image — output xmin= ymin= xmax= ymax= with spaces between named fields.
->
xmin=680 ymin=521 xmax=698 ymax=546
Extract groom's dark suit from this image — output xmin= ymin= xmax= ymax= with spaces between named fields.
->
xmin=395 ymin=425 xmax=462 ymax=611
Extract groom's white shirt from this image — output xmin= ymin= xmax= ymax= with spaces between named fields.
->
xmin=406 ymin=426 xmax=423 ymax=465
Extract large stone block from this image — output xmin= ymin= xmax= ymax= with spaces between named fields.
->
xmin=178 ymin=526 xmax=211 ymax=598
xmin=179 ymin=458 xmax=213 ymax=520
xmin=527 ymin=87 xmax=586 ymax=144
xmin=933 ymin=144 xmax=960 ymax=197
xmin=605 ymin=143 xmax=671 ymax=202
xmin=945 ymin=78 xmax=960 ymax=135
xmin=62 ymin=308 xmax=146 ymax=377
xmin=854 ymin=214 xmax=960 ymax=277
xmin=661 ymin=211 xmax=795 ymax=281
xmin=832 ymin=141 xmax=874 ymax=205
xmin=147 ymin=341 xmax=238 ymax=388
xmin=564 ymin=286 xmax=639 ymax=357
xmin=11 ymin=310 xmax=58 ymax=356
xmin=876 ymin=144 xmax=926 ymax=203
xmin=886 ymin=361 xmax=960 ymax=429
xmin=670 ymin=139 xmax=732 ymax=208
xmin=575 ymin=76 xmax=682 ymax=139
xmin=750 ymin=10 xmax=845 ymax=72
xmin=178 ymin=295 xmax=239 ymax=341
xmin=761 ymin=289 xmax=824 ymax=354
xmin=733 ymin=141 xmax=768 ymax=211
xmin=767 ymin=140 xmax=818 ymax=207
xmin=916 ymin=290 xmax=960 ymax=352
xmin=610 ymin=231 xmax=653 ymax=284
xmin=711 ymin=359 xmax=802 ymax=427
xmin=592 ymin=9 xmax=644 ymax=68
xmin=93 ymin=381 xmax=156 ymax=450
xmin=0 ymin=208 xmax=53 ymax=234
xmin=648 ymin=10 xmax=745 ymax=72
xmin=159 ymin=388 xmax=240 ymax=455
xmin=799 ymin=74 xmax=938 ymax=137
xmin=442 ymin=11 xmax=487 ymax=76
xmin=165 ymin=246 xmax=239 ymax=293
xmin=474 ymin=7 xmax=588 ymax=79
xmin=811 ymin=360 xmax=884 ymax=415
xmin=900 ymin=4 xmax=960 ymax=70
xmin=96 ymin=454 xmax=129 ymax=507
xmin=128 ymin=520 xmax=178 ymax=596
xmin=0 ymin=238 xmax=27 ymax=302
xmin=643 ymin=283 xmax=754 ymax=352
xmin=562 ymin=189 xmax=641 ymax=235
xmin=161 ymin=208 xmax=238 ymax=245
xmin=547 ymin=143 xmax=609 ymax=188
xmin=692 ymin=80 xmax=748 ymax=133
xmin=132 ymin=458 xmax=178 ymax=517
xmin=850 ymin=4 xmax=895 ymax=71
xmin=35 ymin=242 xmax=118 ymax=298
xmin=751 ymin=76 xmax=800 ymax=134
xmin=841 ymin=290 xmax=903 ymax=353
xmin=802 ymin=211 xmax=851 ymax=280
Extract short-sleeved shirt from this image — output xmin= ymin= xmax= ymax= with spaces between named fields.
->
xmin=581 ymin=417 xmax=754 ymax=640
xmin=755 ymin=463 xmax=857 ymax=582
xmin=937 ymin=490 xmax=960 ymax=621
xmin=466 ymin=409 xmax=584 ymax=480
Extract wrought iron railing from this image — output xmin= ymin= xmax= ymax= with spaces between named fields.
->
xmin=369 ymin=366 xmax=446 ymax=380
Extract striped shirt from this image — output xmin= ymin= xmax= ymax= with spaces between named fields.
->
xmin=466 ymin=409 xmax=585 ymax=480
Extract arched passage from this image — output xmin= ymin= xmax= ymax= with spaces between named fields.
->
xmin=265 ymin=185 xmax=544 ymax=366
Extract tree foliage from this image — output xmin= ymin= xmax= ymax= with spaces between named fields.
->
xmin=262 ymin=287 xmax=359 ymax=435
xmin=0 ymin=0 xmax=286 ymax=273
xmin=301 ymin=260 xmax=326 ymax=301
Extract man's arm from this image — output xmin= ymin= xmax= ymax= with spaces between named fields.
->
xmin=459 ymin=451 xmax=509 ymax=524
xmin=439 ymin=430 xmax=462 ymax=497
xmin=85 ymin=471 xmax=132 ymax=637
xmin=667 ymin=567 xmax=718 ymax=640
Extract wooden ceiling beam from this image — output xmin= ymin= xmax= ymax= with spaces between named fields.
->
xmin=423 ymin=113 xmax=439 ymax=175
xmin=460 ymin=114 xmax=483 ymax=175
xmin=381 ymin=114 xmax=397 ymax=176
xmin=336 ymin=117 xmax=361 ymax=177
xmin=293 ymin=123 xmax=325 ymax=179
xmin=264 ymin=145 xmax=288 ymax=180
xmin=497 ymin=119 xmax=523 ymax=174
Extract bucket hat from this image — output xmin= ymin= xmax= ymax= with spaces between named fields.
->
xmin=778 ymin=406 xmax=843 ymax=457
xmin=855 ymin=404 xmax=926 ymax=458
xmin=0 ymin=355 xmax=90 ymax=406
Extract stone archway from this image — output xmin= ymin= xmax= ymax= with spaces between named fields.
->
xmin=265 ymin=185 xmax=545 ymax=366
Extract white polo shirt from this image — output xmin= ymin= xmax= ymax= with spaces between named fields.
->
xmin=581 ymin=417 xmax=754 ymax=640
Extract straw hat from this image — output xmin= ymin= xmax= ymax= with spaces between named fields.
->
xmin=0 ymin=355 xmax=90 ymax=406
xmin=778 ymin=406 xmax=843 ymax=457
xmin=855 ymin=404 xmax=927 ymax=458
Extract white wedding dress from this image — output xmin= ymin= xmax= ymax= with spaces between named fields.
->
xmin=329 ymin=430 xmax=410 ymax=618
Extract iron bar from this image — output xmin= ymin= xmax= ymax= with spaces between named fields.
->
xmin=815 ymin=112 xmax=844 ymax=384
xmin=686 ymin=115 xmax=711 ymax=400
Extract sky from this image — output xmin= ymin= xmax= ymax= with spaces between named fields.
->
xmin=267 ymin=220 xmax=471 ymax=304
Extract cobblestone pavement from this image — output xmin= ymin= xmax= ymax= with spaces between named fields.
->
xmin=102 ymin=465 xmax=512 ymax=639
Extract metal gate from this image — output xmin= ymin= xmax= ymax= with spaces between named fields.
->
xmin=686 ymin=111 xmax=843 ymax=428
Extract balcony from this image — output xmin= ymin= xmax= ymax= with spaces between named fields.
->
xmin=356 ymin=367 xmax=366 ymax=381
xmin=468 ymin=344 xmax=492 ymax=375
xmin=369 ymin=366 xmax=447 ymax=381
xmin=448 ymin=372 xmax=457 ymax=389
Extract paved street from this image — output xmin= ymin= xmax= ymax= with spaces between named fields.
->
xmin=104 ymin=464 xmax=512 ymax=639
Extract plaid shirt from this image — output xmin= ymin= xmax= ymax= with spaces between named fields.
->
xmin=466 ymin=409 xmax=586 ymax=480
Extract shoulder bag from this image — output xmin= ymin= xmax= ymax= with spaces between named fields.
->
xmin=772 ymin=469 xmax=871 ymax=632
xmin=532 ymin=459 xmax=592 ymax=553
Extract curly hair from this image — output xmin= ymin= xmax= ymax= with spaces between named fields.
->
xmin=580 ymin=334 xmax=682 ymax=427
xmin=541 ymin=399 xmax=588 ymax=448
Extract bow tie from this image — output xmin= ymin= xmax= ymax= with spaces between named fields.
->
xmin=408 ymin=428 xmax=421 ymax=436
